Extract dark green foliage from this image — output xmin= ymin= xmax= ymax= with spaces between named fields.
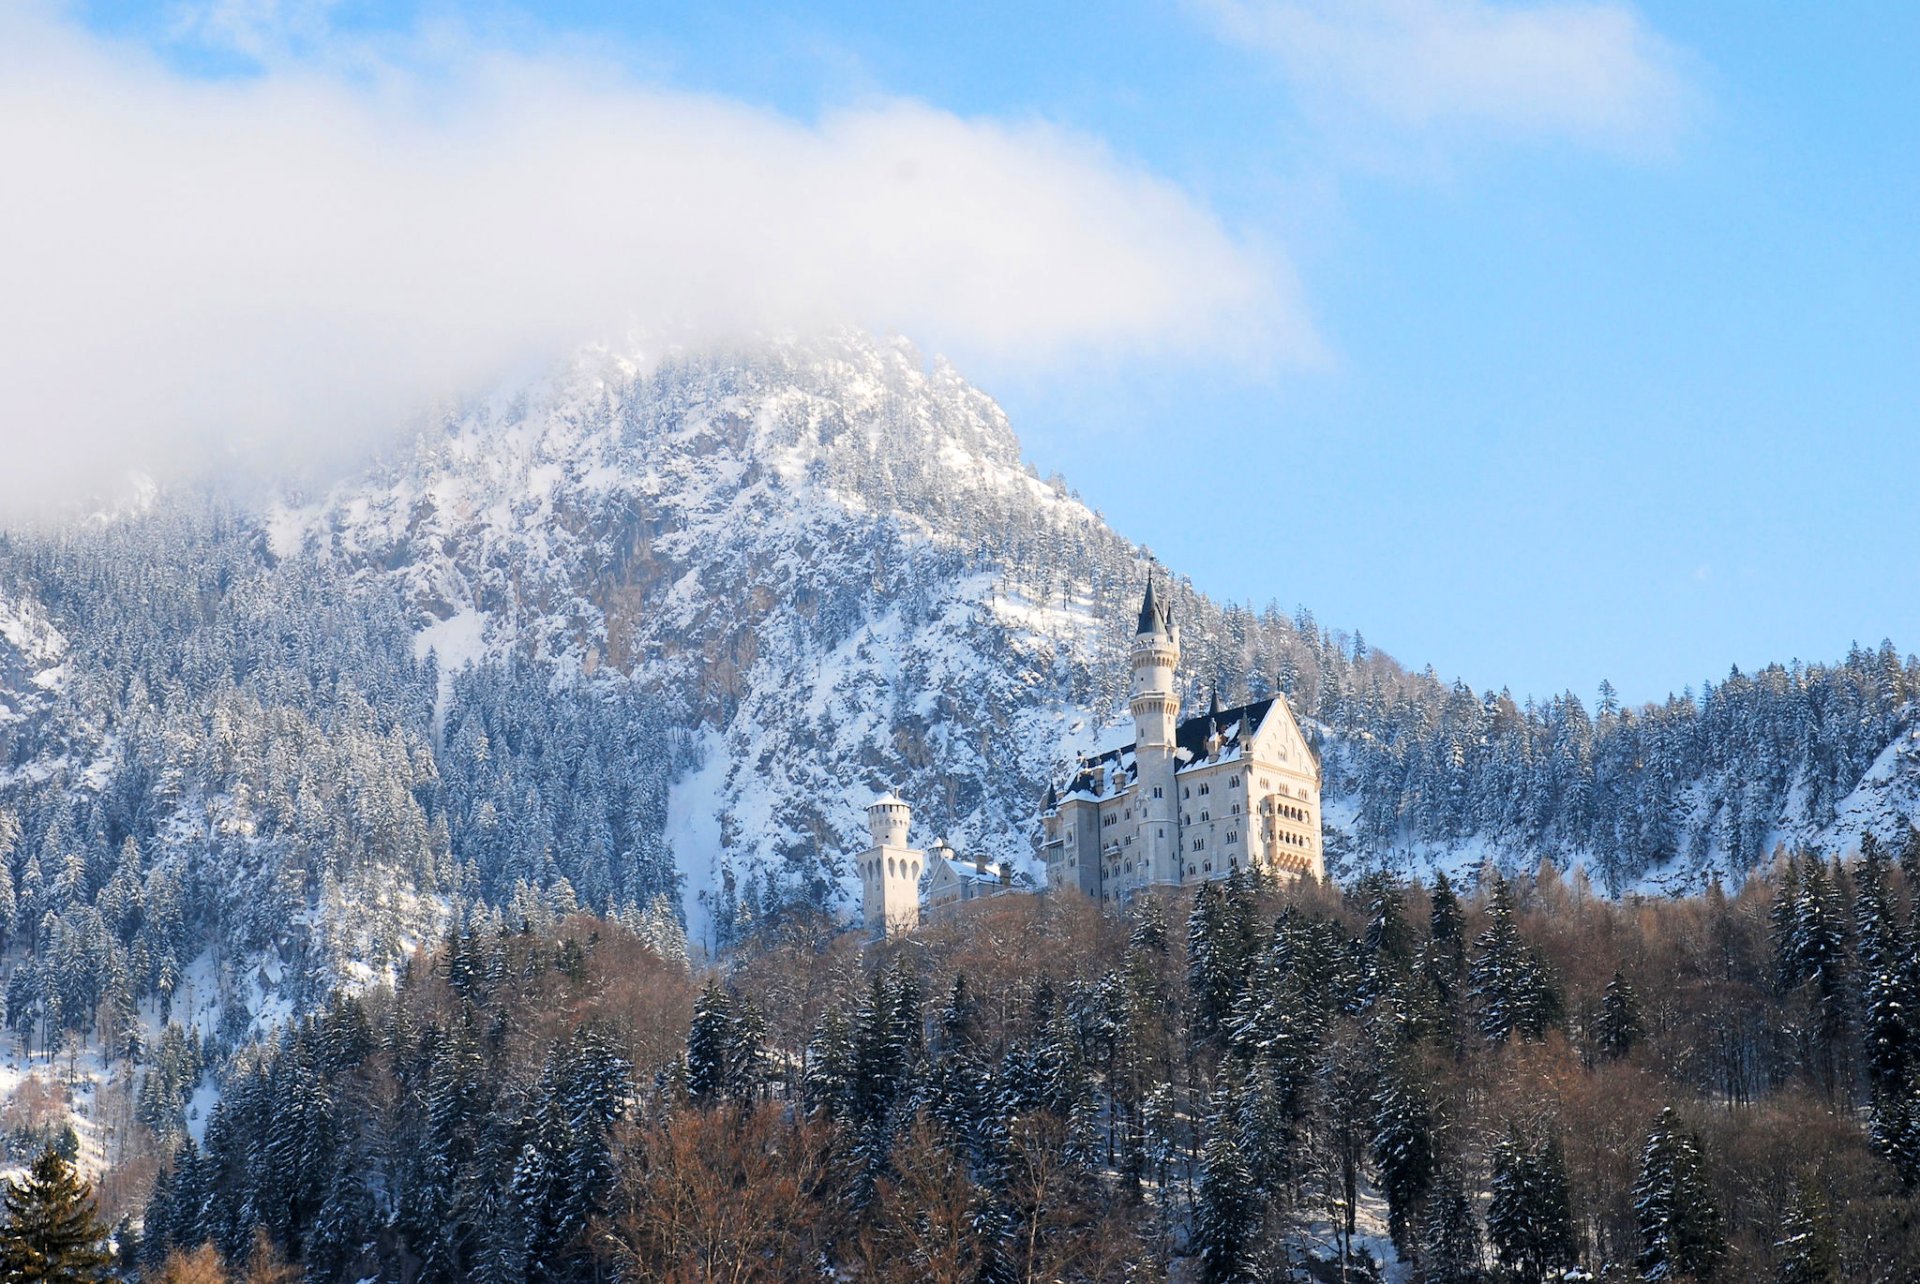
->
xmin=1419 ymin=1170 xmax=1483 ymax=1284
xmin=0 ymin=1146 xmax=112 ymax=1283
xmin=1773 ymin=1180 xmax=1836 ymax=1284
xmin=1634 ymin=1107 xmax=1724 ymax=1282
xmin=1597 ymin=971 xmax=1644 ymax=1060
xmin=1369 ymin=1055 xmax=1434 ymax=1253
xmin=686 ymin=981 xmax=763 ymax=1105
xmin=1196 ymin=1099 xmax=1259 ymax=1284
xmin=1470 ymin=871 xmax=1560 ymax=1044
xmin=1487 ymin=1124 xmax=1576 ymax=1284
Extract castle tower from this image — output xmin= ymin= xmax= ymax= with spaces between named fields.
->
xmin=1129 ymin=576 xmax=1182 ymax=885
xmin=859 ymin=793 xmax=923 ymax=937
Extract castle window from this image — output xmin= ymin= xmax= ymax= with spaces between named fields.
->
xmin=1232 ymin=803 xmax=1241 ymax=815
xmin=1188 ymin=865 xmax=1197 ymax=876
xmin=1200 ymin=810 xmax=1210 ymax=822
xmin=1204 ymin=861 xmax=1213 ymax=873
xmin=1153 ymin=787 xmax=1163 ymax=798
xmin=1183 ymin=786 xmax=1190 ymax=799
xmin=1229 ymin=775 xmax=1240 ymax=787
xmin=1227 ymin=830 xmax=1238 ymax=843
xmin=1192 ymin=838 xmax=1205 ymax=851
xmin=1198 ymin=783 xmax=1210 ymax=796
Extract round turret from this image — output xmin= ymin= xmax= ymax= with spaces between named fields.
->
xmin=868 ymin=793 xmax=911 ymax=848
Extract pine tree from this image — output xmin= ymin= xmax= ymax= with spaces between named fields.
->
xmin=1597 ymin=971 xmax=1644 ymax=1060
xmin=1486 ymin=1124 xmax=1576 ymax=1284
xmin=0 ymin=1146 xmax=113 ymax=1283
xmin=1370 ymin=1054 xmax=1434 ymax=1253
xmin=1633 ymin=1107 xmax=1723 ymax=1282
xmin=1773 ymin=1179 xmax=1835 ymax=1284
xmin=1854 ymin=833 xmax=1908 ymax=1118
xmin=1187 ymin=881 xmax=1239 ymax=1046
xmin=1471 ymin=871 xmax=1559 ymax=1043
xmin=1419 ymin=1169 xmax=1484 ymax=1284
xmin=1429 ymin=872 xmax=1466 ymax=986
xmin=686 ymin=980 xmax=759 ymax=1105
xmin=1195 ymin=1102 xmax=1259 ymax=1284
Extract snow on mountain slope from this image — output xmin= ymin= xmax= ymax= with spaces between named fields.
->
xmin=267 ymin=330 xmax=1920 ymax=927
xmin=275 ymin=333 xmax=1164 ymax=934
xmin=0 ymin=590 xmax=65 ymax=762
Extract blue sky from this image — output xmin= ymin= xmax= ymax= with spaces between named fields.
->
xmin=41 ymin=2 xmax=1920 ymax=704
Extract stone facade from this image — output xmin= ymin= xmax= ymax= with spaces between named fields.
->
xmin=1040 ymin=579 xmax=1324 ymax=903
xmin=855 ymin=794 xmax=924 ymax=937
xmin=856 ymin=799 xmax=1018 ymax=938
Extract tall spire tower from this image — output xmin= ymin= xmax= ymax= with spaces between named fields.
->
xmin=1129 ymin=574 xmax=1182 ymax=884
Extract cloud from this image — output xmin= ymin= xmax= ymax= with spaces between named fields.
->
xmin=0 ymin=6 xmax=1304 ymax=516
xmin=1199 ymin=0 xmax=1696 ymax=153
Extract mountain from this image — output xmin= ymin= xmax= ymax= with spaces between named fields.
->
xmin=0 ymin=329 xmax=1915 ymax=1038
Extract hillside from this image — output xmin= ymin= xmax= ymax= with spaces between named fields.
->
xmin=0 ymin=329 xmax=1913 ymax=1023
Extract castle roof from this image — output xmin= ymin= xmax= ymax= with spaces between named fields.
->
xmin=1057 ymin=697 xmax=1281 ymax=800
xmin=1136 ymin=576 xmax=1169 ymax=635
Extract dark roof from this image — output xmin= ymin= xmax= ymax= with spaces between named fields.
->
xmin=1136 ymin=576 xmax=1168 ymax=635
xmin=1059 ymin=698 xmax=1279 ymax=798
xmin=1176 ymin=698 xmax=1273 ymax=761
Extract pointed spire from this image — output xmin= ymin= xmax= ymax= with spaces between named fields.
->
xmin=1136 ymin=572 xmax=1164 ymax=635
xmin=1042 ymin=781 xmax=1059 ymax=812
xmin=1208 ymin=681 xmax=1222 ymax=720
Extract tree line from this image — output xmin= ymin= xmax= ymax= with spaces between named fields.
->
xmin=110 ymin=830 xmax=1920 ymax=1281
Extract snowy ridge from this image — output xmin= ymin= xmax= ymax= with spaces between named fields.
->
xmin=275 ymin=332 xmax=1167 ymax=936
xmin=263 ymin=330 xmax=1920 ymax=927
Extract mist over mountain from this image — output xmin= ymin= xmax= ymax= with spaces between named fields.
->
xmin=0 ymin=329 xmax=1914 ymax=1033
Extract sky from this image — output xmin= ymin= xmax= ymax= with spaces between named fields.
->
xmin=12 ymin=1 xmax=1920 ymax=706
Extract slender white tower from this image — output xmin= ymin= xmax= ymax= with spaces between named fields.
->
xmin=1129 ymin=576 xmax=1183 ymax=886
xmin=859 ymin=793 xmax=923 ymax=937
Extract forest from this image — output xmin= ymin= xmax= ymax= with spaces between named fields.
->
xmin=38 ymin=827 xmax=1917 ymax=1282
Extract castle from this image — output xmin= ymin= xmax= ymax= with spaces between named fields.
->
xmin=857 ymin=578 xmax=1323 ymax=936
xmin=855 ymin=794 xmax=1016 ymax=937
xmin=1039 ymin=577 xmax=1324 ymax=902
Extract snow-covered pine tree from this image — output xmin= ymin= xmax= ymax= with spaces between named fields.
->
xmin=1195 ymin=1092 xmax=1260 ymax=1284
xmin=1419 ymin=1168 xmax=1484 ymax=1284
xmin=1633 ymin=1106 xmax=1723 ymax=1282
xmin=1772 ymin=1179 xmax=1836 ymax=1284
xmin=0 ymin=1146 xmax=113 ymax=1283
xmin=1369 ymin=1052 xmax=1434 ymax=1253
xmin=1470 ymin=871 xmax=1559 ymax=1044
xmin=1854 ymin=833 xmax=1908 ymax=1124
xmin=1486 ymin=1123 xmax=1576 ymax=1284
xmin=1596 ymin=970 xmax=1644 ymax=1061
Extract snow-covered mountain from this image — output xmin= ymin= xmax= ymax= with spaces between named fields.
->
xmin=0 ymin=328 xmax=1916 ymax=1014
xmin=269 ymin=331 xmax=1920 ymax=922
xmin=267 ymin=332 xmax=1187 ymax=941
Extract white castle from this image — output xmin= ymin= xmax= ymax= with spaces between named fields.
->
xmin=856 ymin=794 xmax=1014 ymax=938
xmin=857 ymin=578 xmax=1323 ymax=937
xmin=1040 ymin=577 xmax=1324 ymax=902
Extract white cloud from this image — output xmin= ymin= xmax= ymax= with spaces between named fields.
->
xmin=1200 ymin=0 xmax=1696 ymax=152
xmin=0 ymin=7 xmax=1304 ymax=515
